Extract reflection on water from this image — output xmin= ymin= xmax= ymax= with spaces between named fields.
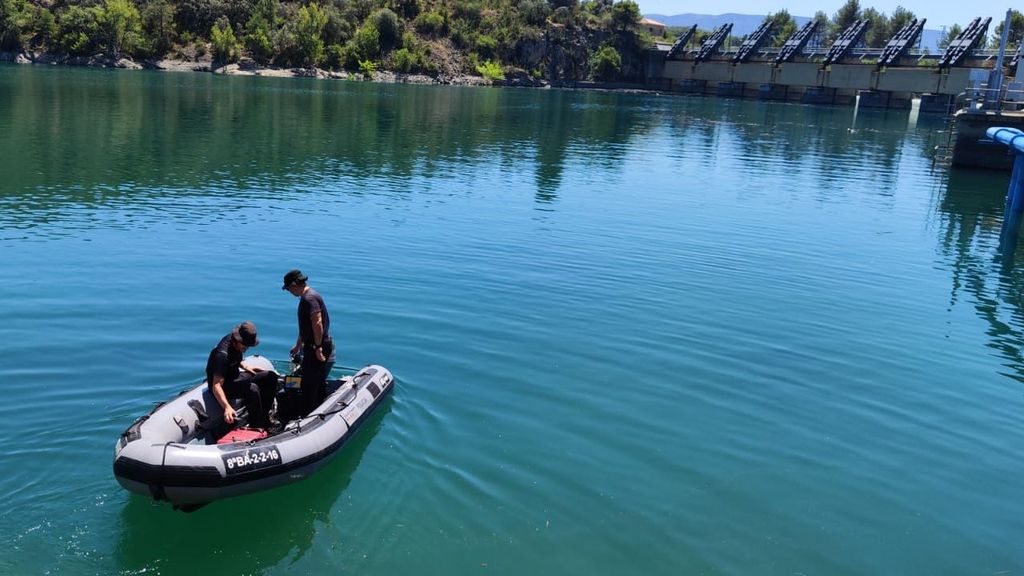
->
xmin=936 ymin=167 xmax=1024 ymax=381
xmin=115 ymin=400 xmax=391 ymax=575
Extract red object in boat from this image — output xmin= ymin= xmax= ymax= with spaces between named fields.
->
xmin=217 ymin=428 xmax=269 ymax=444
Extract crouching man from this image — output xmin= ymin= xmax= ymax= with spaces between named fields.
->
xmin=206 ymin=321 xmax=278 ymax=430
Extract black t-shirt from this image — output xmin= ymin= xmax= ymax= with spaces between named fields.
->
xmin=206 ymin=334 xmax=242 ymax=385
xmin=298 ymin=288 xmax=330 ymax=346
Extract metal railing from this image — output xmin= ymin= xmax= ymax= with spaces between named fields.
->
xmin=962 ymin=82 xmax=1024 ymax=113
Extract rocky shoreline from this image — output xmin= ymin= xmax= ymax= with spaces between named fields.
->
xmin=0 ymin=51 xmax=665 ymax=95
xmin=0 ymin=50 xmax=551 ymax=87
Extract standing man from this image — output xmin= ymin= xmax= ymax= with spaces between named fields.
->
xmin=282 ymin=269 xmax=335 ymax=416
xmin=206 ymin=321 xmax=278 ymax=430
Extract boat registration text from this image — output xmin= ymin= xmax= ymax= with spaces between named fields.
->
xmin=223 ymin=446 xmax=281 ymax=475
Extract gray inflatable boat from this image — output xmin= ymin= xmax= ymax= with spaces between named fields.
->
xmin=113 ymin=357 xmax=393 ymax=509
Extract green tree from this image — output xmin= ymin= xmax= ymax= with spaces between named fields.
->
xmin=385 ymin=0 xmax=420 ymax=20
xmin=347 ymin=19 xmax=378 ymax=62
xmin=810 ymin=10 xmax=829 ymax=48
xmin=861 ymin=7 xmax=887 ymax=47
xmin=141 ymin=0 xmax=176 ymax=56
xmin=413 ymin=10 xmax=443 ymax=36
xmin=0 ymin=0 xmax=25 ymax=51
xmin=369 ymin=7 xmax=399 ymax=51
xmin=609 ymin=0 xmax=638 ymax=32
xmin=244 ymin=0 xmax=276 ymax=63
xmin=830 ymin=0 xmax=860 ymax=43
xmin=57 ymin=5 xmax=102 ymax=55
xmin=210 ymin=15 xmax=238 ymax=63
xmin=887 ymin=6 xmax=915 ymax=39
xmin=295 ymin=3 xmax=327 ymax=65
xmin=589 ymin=43 xmax=620 ymax=80
xmin=991 ymin=10 xmax=1024 ymax=49
xmin=763 ymin=9 xmax=796 ymax=47
xmin=175 ymin=0 xmax=227 ymax=36
xmin=938 ymin=23 xmax=962 ymax=50
xmin=26 ymin=6 xmax=58 ymax=49
xmin=99 ymin=0 xmax=143 ymax=56
xmin=244 ymin=15 xmax=273 ymax=62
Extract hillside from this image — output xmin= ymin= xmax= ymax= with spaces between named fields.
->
xmin=0 ymin=0 xmax=657 ymax=83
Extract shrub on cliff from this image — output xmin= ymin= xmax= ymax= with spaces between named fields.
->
xmin=413 ymin=10 xmax=443 ymax=37
xmin=476 ymin=58 xmax=504 ymax=82
xmin=390 ymin=46 xmax=415 ymax=71
xmin=589 ymin=44 xmax=619 ymax=80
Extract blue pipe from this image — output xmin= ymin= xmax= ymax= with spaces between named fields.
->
xmin=986 ymin=127 xmax=1024 ymax=153
xmin=987 ymin=127 xmax=1024 ymax=257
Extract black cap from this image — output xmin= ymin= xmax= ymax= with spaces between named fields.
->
xmin=231 ymin=321 xmax=259 ymax=347
xmin=282 ymin=269 xmax=308 ymax=290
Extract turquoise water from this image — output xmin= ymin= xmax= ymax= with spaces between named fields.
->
xmin=1 ymin=64 xmax=1022 ymax=575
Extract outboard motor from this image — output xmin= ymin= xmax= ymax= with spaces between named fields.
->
xmin=275 ymin=352 xmax=304 ymax=423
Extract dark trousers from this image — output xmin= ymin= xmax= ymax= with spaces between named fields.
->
xmin=300 ymin=341 xmax=334 ymax=417
xmin=224 ymin=371 xmax=278 ymax=429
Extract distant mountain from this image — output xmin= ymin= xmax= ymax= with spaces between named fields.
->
xmin=645 ymin=12 xmax=942 ymax=52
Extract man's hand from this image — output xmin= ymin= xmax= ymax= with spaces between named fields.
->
xmin=290 ymin=343 xmax=301 ymax=356
xmin=315 ymin=347 xmax=326 ymax=362
xmin=240 ymin=363 xmax=262 ymax=374
xmin=223 ymin=405 xmax=237 ymax=424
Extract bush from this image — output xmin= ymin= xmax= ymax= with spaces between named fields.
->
xmin=475 ymin=33 xmax=496 ymax=59
xmin=370 ymin=7 xmax=399 ymax=50
xmin=518 ymin=0 xmax=549 ymax=27
xmin=57 ymin=5 xmax=102 ymax=55
xmin=552 ymin=5 xmax=572 ymax=25
xmin=358 ymin=58 xmax=375 ymax=77
xmin=324 ymin=42 xmax=344 ymax=68
xmin=244 ymin=16 xmax=273 ymax=63
xmin=401 ymin=30 xmax=416 ymax=50
xmin=413 ymin=10 xmax=442 ymax=36
xmin=387 ymin=0 xmax=420 ymax=20
xmin=475 ymin=58 xmax=504 ymax=82
xmin=175 ymin=0 xmax=227 ymax=37
xmin=348 ymin=20 xmax=378 ymax=61
xmin=390 ymin=46 xmax=415 ymax=71
xmin=451 ymin=1 xmax=480 ymax=25
xmin=589 ymin=44 xmax=620 ymax=80
xmin=210 ymin=15 xmax=238 ymax=63
xmin=321 ymin=3 xmax=351 ymax=46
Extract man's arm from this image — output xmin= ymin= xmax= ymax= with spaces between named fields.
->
xmin=311 ymin=311 xmax=325 ymax=361
xmin=210 ymin=374 xmax=237 ymax=424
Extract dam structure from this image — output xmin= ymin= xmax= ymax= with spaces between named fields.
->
xmin=652 ymin=16 xmax=1001 ymax=112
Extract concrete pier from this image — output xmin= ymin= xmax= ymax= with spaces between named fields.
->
xmin=953 ymin=112 xmax=1024 ymax=170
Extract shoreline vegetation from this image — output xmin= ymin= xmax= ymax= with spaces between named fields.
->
xmin=0 ymin=0 xmax=660 ymax=87
xmin=2 ymin=0 xmax=1020 ymax=88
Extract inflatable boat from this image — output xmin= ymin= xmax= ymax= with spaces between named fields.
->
xmin=113 ymin=357 xmax=393 ymax=509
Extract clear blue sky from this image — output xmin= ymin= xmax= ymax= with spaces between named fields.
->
xmin=636 ymin=1 xmax=1015 ymax=30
